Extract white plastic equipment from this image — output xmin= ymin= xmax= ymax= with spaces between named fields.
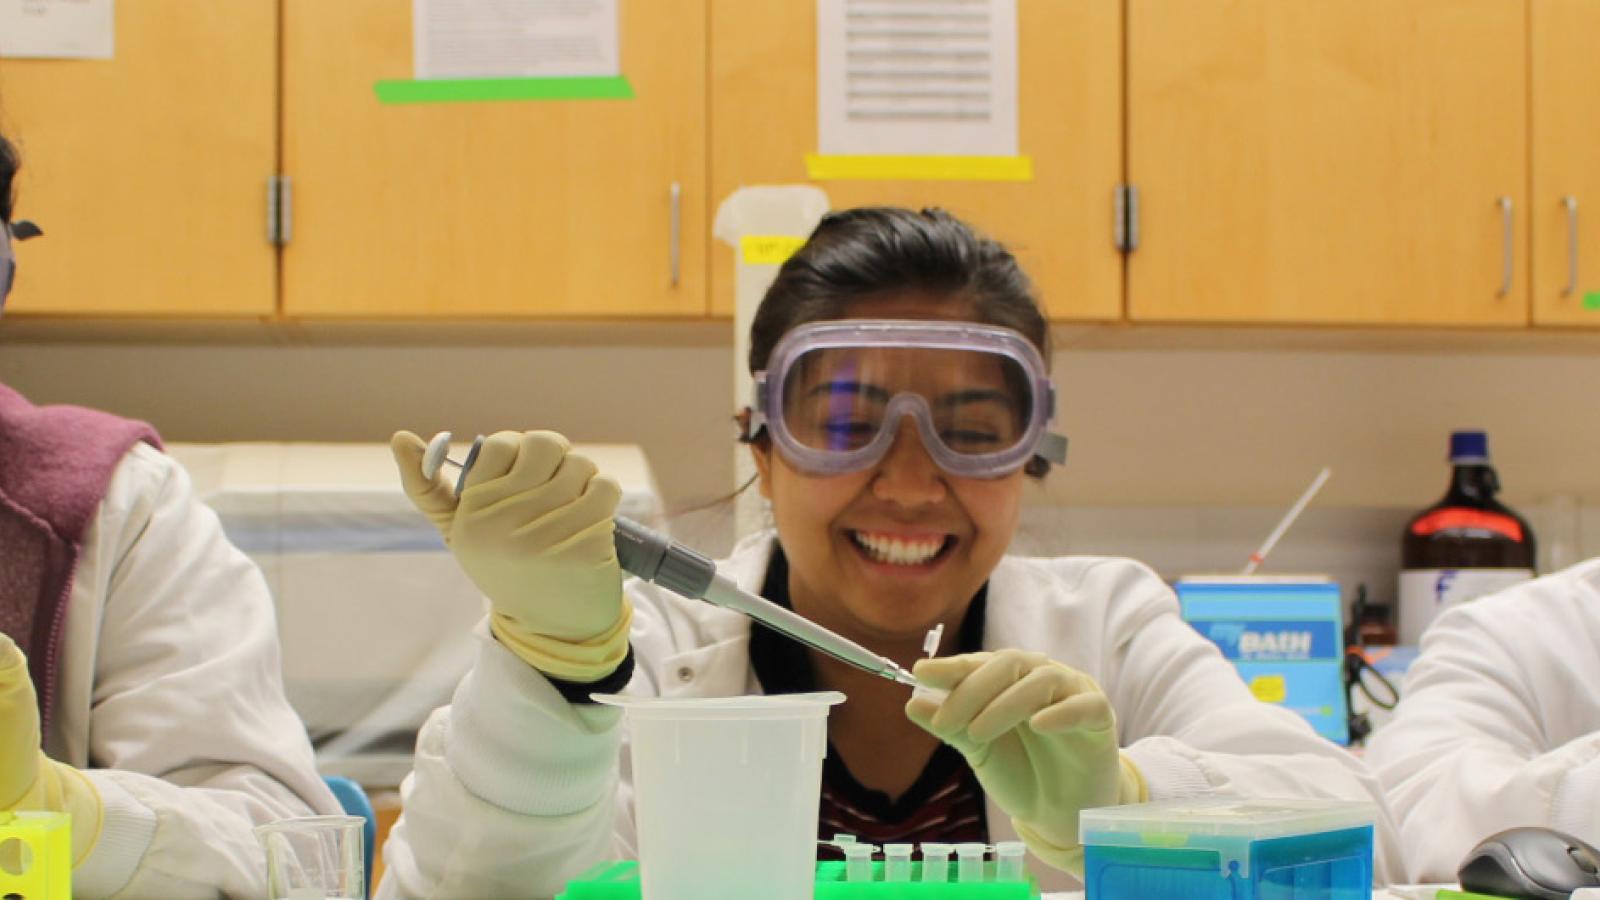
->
xmin=592 ymin=692 xmax=843 ymax=900
xmin=166 ymin=441 xmax=664 ymax=788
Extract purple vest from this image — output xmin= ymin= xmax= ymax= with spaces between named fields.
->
xmin=0 ymin=382 xmax=161 ymax=735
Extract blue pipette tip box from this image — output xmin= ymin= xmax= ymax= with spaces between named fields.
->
xmin=1080 ymin=798 xmax=1375 ymax=900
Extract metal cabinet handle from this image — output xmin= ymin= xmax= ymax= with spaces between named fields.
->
xmin=669 ymin=181 xmax=682 ymax=288
xmin=1497 ymin=196 xmax=1513 ymax=298
xmin=1563 ymin=195 xmax=1579 ymax=297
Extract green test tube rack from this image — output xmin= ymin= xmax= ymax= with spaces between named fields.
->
xmin=0 ymin=810 xmax=72 ymax=899
xmin=556 ymin=860 xmax=1039 ymax=899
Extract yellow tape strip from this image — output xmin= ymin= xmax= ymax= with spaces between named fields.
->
xmin=805 ymin=154 xmax=1034 ymax=182
xmin=740 ymin=235 xmax=809 ymax=266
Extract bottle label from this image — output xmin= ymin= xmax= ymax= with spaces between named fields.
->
xmin=1397 ymin=568 xmax=1534 ymax=645
xmin=1408 ymin=507 xmax=1525 ymax=542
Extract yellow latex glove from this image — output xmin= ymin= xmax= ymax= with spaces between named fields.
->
xmin=390 ymin=429 xmax=630 ymax=681
xmin=390 ymin=430 xmax=459 ymax=537
xmin=905 ymin=649 xmax=1146 ymax=874
xmin=0 ymin=634 xmax=102 ymax=865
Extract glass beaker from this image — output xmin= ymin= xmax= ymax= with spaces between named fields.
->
xmin=254 ymin=814 xmax=365 ymax=900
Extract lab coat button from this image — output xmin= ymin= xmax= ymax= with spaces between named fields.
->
xmin=676 ymin=665 xmax=694 ymax=683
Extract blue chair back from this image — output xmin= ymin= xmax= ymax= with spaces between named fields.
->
xmin=322 ymin=774 xmax=376 ymax=898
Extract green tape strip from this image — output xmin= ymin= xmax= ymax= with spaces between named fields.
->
xmin=1584 ymin=290 xmax=1600 ymax=310
xmin=374 ymin=75 xmax=634 ymax=104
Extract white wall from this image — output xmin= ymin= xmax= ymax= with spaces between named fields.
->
xmin=5 ymin=332 xmax=1599 ymax=605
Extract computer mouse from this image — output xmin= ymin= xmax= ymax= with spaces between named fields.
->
xmin=1458 ymin=826 xmax=1600 ymax=900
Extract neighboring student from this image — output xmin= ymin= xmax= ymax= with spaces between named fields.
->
xmin=379 ymin=207 xmax=1403 ymax=897
xmin=1367 ymin=558 xmax=1600 ymax=883
xmin=0 ymin=132 xmax=339 ymax=897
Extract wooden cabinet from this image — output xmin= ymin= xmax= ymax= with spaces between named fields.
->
xmin=709 ymin=0 xmax=1121 ymax=322
xmin=1125 ymin=1 xmax=1528 ymax=326
xmin=4 ymin=2 xmax=1589 ymax=332
xmin=280 ymin=0 xmax=707 ymax=318
xmin=0 ymin=1 xmax=278 ymax=316
xmin=1531 ymin=0 xmax=1600 ymax=326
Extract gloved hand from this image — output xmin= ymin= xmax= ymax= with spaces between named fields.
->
xmin=905 ymin=649 xmax=1146 ymax=874
xmin=390 ymin=430 xmax=458 ymax=536
xmin=390 ymin=430 xmax=631 ymax=681
xmin=0 ymin=634 xmax=103 ymax=864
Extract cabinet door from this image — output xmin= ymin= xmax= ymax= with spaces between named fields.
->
xmin=0 ymin=2 xmax=277 ymax=316
xmin=1127 ymin=1 xmax=1527 ymax=326
xmin=1531 ymin=0 xmax=1600 ymax=326
xmin=282 ymin=1 xmax=706 ymax=318
xmin=709 ymin=0 xmax=1121 ymax=322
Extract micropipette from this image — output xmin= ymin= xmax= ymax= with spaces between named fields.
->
xmin=422 ymin=432 xmax=920 ymax=689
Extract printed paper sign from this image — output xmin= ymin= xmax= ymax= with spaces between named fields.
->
xmin=817 ymin=0 xmax=1018 ymax=156
xmin=0 ymin=0 xmax=114 ymax=60
xmin=413 ymin=0 xmax=619 ymax=80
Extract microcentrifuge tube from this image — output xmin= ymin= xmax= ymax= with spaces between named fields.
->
xmin=842 ymin=843 xmax=874 ymax=883
xmin=883 ymin=844 xmax=913 ymax=882
xmin=919 ymin=842 xmax=952 ymax=882
xmin=912 ymin=623 xmax=952 ymax=704
xmin=955 ymin=842 xmax=988 ymax=882
xmin=995 ymin=841 xmax=1026 ymax=881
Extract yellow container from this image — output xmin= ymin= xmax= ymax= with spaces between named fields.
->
xmin=0 ymin=810 xmax=71 ymax=899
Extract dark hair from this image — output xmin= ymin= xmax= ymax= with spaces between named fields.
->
xmin=744 ymin=206 xmax=1054 ymax=477
xmin=748 ymin=207 xmax=1047 ymax=371
xmin=0 ymin=133 xmax=16 ymax=224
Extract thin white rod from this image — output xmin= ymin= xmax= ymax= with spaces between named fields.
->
xmin=1243 ymin=467 xmax=1332 ymax=575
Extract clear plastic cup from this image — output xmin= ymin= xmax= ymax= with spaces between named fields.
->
xmin=254 ymin=814 xmax=365 ymax=900
xmin=594 ymin=692 xmax=844 ymax=900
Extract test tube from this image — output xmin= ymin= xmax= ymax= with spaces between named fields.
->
xmin=919 ymin=842 xmax=952 ymax=882
xmin=842 ymin=842 xmax=875 ymax=883
xmin=995 ymin=841 xmax=1026 ymax=881
xmin=883 ymin=843 xmax=913 ymax=882
xmin=955 ymin=842 xmax=988 ymax=883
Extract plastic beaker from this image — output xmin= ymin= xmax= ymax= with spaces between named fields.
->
xmin=254 ymin=814 xmax=365 ymax=900
xmin=594 ymin=691 xmax=844 ymax=900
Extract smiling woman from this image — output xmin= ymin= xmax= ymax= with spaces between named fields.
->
xmin=377 ymin=207 xmax=1407 ymax=899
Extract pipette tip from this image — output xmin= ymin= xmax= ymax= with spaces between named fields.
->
xmin=886 ymin=664 xmax=919 ymax=688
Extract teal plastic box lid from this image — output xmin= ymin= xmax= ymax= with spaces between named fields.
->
xmin=1079 ymin=797 xmax=1376 ymax=877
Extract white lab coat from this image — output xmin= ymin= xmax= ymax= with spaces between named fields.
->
xmin=377 ymin=533 xmax=1403 ymax=898
xmin=1366 ymin=557 xmax=1600 ymax=884
xmin=45 ymin=442 xmax=340 ymax=898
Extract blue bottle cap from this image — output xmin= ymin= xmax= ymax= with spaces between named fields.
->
xmin=1449 ymin=430 xmax=1490 ymax=463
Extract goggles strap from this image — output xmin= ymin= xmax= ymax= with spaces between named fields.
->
xmin=1034 ymin=432 xmax=1069 ymax=465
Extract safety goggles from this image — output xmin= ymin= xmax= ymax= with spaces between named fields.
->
xmin=749 ymin=320 xmax=1067 ymax=478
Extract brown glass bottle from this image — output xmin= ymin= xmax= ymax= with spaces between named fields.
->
xmin=1397 ymin=430 xmax=1534 ymax=644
